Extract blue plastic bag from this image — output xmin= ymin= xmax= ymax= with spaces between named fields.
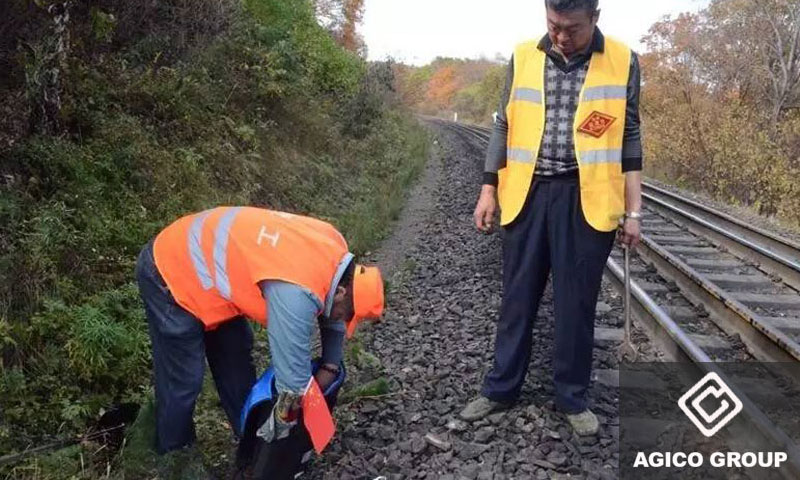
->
xmin=233 ymin=360 xmax=346 ymax=480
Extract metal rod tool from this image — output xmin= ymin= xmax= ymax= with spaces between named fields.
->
xmin=620 ymin=244 xmax=639 ymax=361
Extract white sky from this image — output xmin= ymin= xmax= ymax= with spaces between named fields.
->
xmin=362 ymin=0 xmax=710 ymax=65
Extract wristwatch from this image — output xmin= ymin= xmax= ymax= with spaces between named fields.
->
xmin=625 ymin=211 xmax=643 ymax=221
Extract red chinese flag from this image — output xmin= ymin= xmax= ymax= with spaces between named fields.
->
xmin=302 ymin=378 xmax=335 ymax=454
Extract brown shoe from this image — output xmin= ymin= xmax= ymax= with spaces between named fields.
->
xmin=566 ymin=409 xmax=599 ymax=436
xmin=459 ymin=396 xmax=511 ymax=421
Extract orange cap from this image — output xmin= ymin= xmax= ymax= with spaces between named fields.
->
xmin=346 ymin=265 xmax=384 ymax=338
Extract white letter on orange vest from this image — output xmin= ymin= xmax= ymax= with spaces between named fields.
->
xmin=257 ymin=226 xmax=280 ymax=247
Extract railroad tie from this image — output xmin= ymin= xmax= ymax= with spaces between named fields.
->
xmin=661 ymin=305 xmax=701 ymax=321
xmin=647 ymin=235 xmax=702 ymax=246
xmin=642 ymin=225 xmax=685 ymax=235
xmin=683 ymin=257 xmax=743 ymax=270
xmin=594 ymin=327 xmax=624 ymax=345
xmin=758 ymin=315 xmax=800 ymax=332
xmin=663 ymin=245 xmax=721 ymax=256
xmin=733 ymin=292 xmax=800 ymax=311
xmin=686 ymin=333 xmax=730 ymax=351
xmin=702 ymin=273 xmax=775 ymax=290
xmin=634 ymin=281 xmax=671 ymax=294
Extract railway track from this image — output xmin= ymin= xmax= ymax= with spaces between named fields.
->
xmin=434 ymin=119 xmax=800 ymax=478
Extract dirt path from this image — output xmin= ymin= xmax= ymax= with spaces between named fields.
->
xmin=362 ymin=129 xmax=444 ymax=280
xmin=310 ymin=123 xmax=622 ymax=480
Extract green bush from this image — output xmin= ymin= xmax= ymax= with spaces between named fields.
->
xmin=1 ymin=284 xmax=149 ymax=441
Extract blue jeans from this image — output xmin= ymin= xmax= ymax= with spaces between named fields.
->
xmin=482 ymin=176 xmax=615 ymax=413
xmin=136 ymin=241 xmax=256 ymax=454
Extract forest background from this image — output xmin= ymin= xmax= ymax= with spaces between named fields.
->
xmin=396 ymin=0 xmax=800 ymax=224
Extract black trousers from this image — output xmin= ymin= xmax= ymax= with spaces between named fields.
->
xmin=482 ymin=176 xmax=615 ymax=413
xmin=135 ymin=241 xmax=256 ymax=454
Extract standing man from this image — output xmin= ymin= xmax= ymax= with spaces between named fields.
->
xmin=461 ymin=0 xmax=642 ymax=436
xmin=135 ymin=206 xmax=384 ymax=473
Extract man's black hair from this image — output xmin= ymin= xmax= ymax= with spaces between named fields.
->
xmin=545 ymin=0 xmax=599 ymax=14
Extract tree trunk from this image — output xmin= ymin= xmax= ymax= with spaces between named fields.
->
xmin=27 ymin=1 xmax=70 ymax=136
xmin=763 ymin=0 xmax=800 ymax=129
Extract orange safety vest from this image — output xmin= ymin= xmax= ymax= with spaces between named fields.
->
xmin=153 ymin=207 xmax=351 ymax=329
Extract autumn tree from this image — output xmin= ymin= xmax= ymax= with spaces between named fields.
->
xmin=395 ymin=63 xmax=433 ymax=109
xmin=426 ymin=64 xmax=460 ymax=112
xmin=394 ymin=57 xmax=506 ymax=122
xmin=313 ymin=0 xmax=366 ymax=54
xmin=757 ymin=0 xmax=800 ymax=123
xmin=452 ymin=64 xmax=506 ymax=122
xmin=642 ymin=0 xmax=800 ymax=222
xmin=339 ymin=0 xmax=365 ymax=53
xmin=688 ymin=0 xmax=800 ymax=124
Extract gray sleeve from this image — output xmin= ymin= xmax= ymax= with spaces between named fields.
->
xmin=621 ymin=52 xmax=643 ymax=172
xmin=261 ymin=281 xmax=320 ymax=394
xmin=483 ymin=56 xmax=514 ymax=186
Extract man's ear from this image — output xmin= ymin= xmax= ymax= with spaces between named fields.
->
xmin=593 ymin=9 xmax=601 ymax=24
xmin=334 ymin=285 xmax=347 ymax=301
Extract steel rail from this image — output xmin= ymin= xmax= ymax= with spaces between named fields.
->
xmin=644 ymin=191 xmax=800 ymax=292
xmin=644 ymin=182 xmax=800 ymax=263
xmin=636 ymin=233 xmax=800 ymax=363
xmin=606 ymin=257 xmax=800 ymax=480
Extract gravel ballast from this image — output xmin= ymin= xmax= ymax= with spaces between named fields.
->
xmin=309 ymin=124 xmax=629 ymax=479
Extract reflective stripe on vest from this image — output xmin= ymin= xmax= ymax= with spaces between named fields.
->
xmin=186 ymin=207 xmax=243 ymax=300
xmin=212 ymin=207 xmax=242 ymax=300
xmin=512 ymin=87 xmax=543 ymax=104
xmin=580 ymin=148 xmax=623 ymax=165
xmin=500 ymin=36 xmax=632 ymax=231
xmin=582 ymin=85 xmax=627 ymax=102
xmin=507 ymin=147 xmax=536 ymax=164
xmin=189 ymin=211 xmax=214 ymax=290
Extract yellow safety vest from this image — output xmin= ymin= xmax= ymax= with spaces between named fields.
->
xmin=499 ymin=36 xmax=631 ymax=231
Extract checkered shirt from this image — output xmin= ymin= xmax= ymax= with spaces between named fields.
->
xmin=535 ymin=57 xmax=590 ymax=176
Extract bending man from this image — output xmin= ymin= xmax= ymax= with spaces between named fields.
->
xmin=135 ymin=206 xmax=384 ymax=461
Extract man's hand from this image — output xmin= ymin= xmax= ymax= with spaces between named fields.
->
xmin=314 ymin=364 xmax=338 ymax=392
xmin=257 ymin=392 xmax=300 ymax=442
xmin=474 ymin=185 xmax=498 ymax=233
xmin=619 ymin=218 xmax=641 ymax=248
xmin=622 ymin=171 xmax=642 ymax=248
xmin=274 ymin=391 xmax=301 ymax=422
